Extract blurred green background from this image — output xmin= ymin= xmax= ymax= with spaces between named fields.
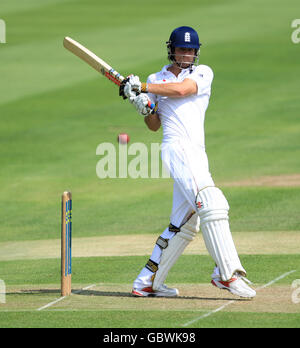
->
xmin=0 ymin=0 xmax=299 ymax=242
xmin=0 ymin=0 xmax=299 ymax=234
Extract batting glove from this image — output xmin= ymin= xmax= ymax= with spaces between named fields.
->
xmin=130 ymin=94 xmax=155 ymax=116
xmin=119 ymin=75 xmax=142 ymax=99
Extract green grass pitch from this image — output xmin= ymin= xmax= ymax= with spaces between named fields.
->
xmin=0 ymin=0 xmax=300 ymax=328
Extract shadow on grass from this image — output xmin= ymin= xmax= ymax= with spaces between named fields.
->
xmin=76 ymin=289 xmax=248 ymax=302
xmin=7 ymin=289 xmax=250 ymax=302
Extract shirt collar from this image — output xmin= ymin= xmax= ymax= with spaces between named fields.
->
xmin=161 ymin=64 xmax=196 ymax=77
xmin=161 ymin=65 xmax=172 ymax=75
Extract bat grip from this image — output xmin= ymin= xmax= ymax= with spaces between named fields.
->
xmin=148 ymin=101 xmax=155 ymax=109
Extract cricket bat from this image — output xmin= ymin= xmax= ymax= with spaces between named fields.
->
xmin=63 ymin=37 xmax=155 ymax=109
xmin=63 ymin=36 xmax=125 ymax=86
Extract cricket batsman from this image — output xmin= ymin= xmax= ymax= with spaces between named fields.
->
xmin=120 ymin=26 xmax=256 ymax=298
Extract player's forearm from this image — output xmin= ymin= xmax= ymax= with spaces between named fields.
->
xmin=144 ymin=113 xmax=161 ymax=132
xmin=143 ymin=80 xmax=197 ymax=97
xmin=146 ymin=83 xmax=185 ymax=97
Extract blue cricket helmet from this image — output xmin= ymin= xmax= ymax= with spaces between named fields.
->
xmin=166 ymin=26 xmax=201 ymax=64
xmin=167 ymin=26 xmax=201 ymax=50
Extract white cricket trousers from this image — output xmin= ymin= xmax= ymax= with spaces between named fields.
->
xmin=161 ymin=139 xmax=214 ymax=226
xmin=161 ymin=138 xmax=246 ymax=281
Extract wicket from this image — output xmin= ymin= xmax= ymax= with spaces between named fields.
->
xmin=61 ymin=191 xmax=72 ymax=296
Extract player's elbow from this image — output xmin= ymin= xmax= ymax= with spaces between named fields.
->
xmin=147 ymin=123 xmax=161 ymax=132
xmin=144 ymin=115 xmax=161 ymax=132
xmin=177 ymin=88 xmax=189 ymax=97
xmin=175 ymin=85 xmax=195 ymax=98
xmin=176 ymin=79 xmax=197 ymax=97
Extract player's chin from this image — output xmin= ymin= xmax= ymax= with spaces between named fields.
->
xmin=181 ymin=63 xmax=192 ymax=69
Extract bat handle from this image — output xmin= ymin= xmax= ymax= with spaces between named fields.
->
xmin=148 ymin=101 xmax=155 ymax=109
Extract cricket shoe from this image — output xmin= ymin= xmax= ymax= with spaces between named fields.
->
xmin=132 ymin=284 xmax=179 ymax=297
xmin=211 ymin=273 xmax=256 ymax=298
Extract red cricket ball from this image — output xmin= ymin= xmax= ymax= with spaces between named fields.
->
xmin=117 ymin=133 xmax=130 ymax=144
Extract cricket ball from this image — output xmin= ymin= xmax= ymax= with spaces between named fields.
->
xmin=117 ymin=133 xmax=130 ymax=144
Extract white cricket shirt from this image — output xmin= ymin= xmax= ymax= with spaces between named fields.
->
xmin=147 ymin=64 xmax=213 ymax=147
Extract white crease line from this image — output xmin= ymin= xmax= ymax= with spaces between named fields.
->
xmin=36 ymin=284 xmax=96 ymax=311
xmin=72 ymin=284 xmax=96 ymax=294
xmin=255 ymin=270 xmax=296 ymax=290
xmin=182 ymin=269 xmax=297 ymax=327
xmin=37 ymin=296 xmax=66 ymax=311
xmin=185 ymin=300 xmax=235 ymax=325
